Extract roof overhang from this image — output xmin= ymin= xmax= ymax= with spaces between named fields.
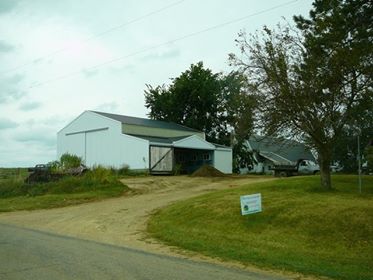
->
xmin=128 ymin=134 xmax=228 ymax=151
xmin=173 ymin=135 xmax=216 ymax=150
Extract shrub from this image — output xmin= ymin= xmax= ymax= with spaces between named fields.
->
xmin=47 ymin=160 xmax=61 ymax=173
xmin=86 ymin=165 xmax=114 ymax=184
xmin=60 ymin=153 xmax=83 ymax=170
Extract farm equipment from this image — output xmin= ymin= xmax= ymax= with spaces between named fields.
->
xmin=25 ymin=164 xmax=87 ymax=184
xmin=272 ymin=159 xmax=320 ymax=177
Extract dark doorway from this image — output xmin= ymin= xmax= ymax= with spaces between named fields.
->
xmin=174 ymin=148 xmax=213 ymax=174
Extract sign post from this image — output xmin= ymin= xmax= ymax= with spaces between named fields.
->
xmin=240 ymin=193 xmax=262 ymax=215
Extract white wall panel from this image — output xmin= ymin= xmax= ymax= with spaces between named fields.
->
xmin=213 ymin=149 xmax=232 ymax=174
xmin=57 ymin=111 xmax=149 ymax=169
xmin=57 ymin=133 xmax=85 ymax=160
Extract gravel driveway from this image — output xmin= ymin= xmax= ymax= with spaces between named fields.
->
xmin=0 ymin=176 xmax=290 ymax=278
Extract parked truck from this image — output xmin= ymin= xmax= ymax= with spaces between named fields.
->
xmin=272 ymin=159 xmax=320 ymax=177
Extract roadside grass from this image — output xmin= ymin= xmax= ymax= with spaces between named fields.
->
xmin=0 ymin=169 xmax=128 ymax=212
xmin=148 ymin=175 xmax=373 ymax=280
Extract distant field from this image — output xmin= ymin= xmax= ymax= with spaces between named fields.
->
xmin=0 ymin=168 xmax=129 ymax=212
xmin=0 ymin=168 xmax=28 ymax=180
xmin=148 ymin=175 xmax=373 ymax=280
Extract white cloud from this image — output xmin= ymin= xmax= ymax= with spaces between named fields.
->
xmin=0 ymin=118 xmax=18 ymax=129
xmin=0 ymin=0 xmax=313 ymax=166
xmin=0 ymin=74 xmax=26 ymax=103
xmin=0 ymin=40 xmax=14 ymax=52
xmin=19 ymin=101 xmax=42 ymax=111
xmin=0 ymin=0 xmax=20 ymax=15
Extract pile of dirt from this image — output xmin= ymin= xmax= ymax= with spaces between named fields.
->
xmin=191 ymin=165 xmax=226 ymax=177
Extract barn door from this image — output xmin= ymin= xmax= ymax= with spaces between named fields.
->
xmin=150 ymin=146 xmax=174 ymax=174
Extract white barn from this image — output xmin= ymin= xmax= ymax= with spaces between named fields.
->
xmin=57 ymin=111 xmax=232 ymax=174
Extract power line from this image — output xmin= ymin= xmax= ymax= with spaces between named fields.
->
xmin=28 ymin=0 xmax=301 ymax=89
xmin=0 ymin=0 xmax=185 ymax=76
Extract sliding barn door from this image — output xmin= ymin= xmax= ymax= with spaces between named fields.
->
xmin=150 ymin=146 xmax=173 ymax=174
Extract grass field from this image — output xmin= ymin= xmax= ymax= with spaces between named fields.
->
xmin=148 ymin=175 xmax=373 ymax=280
xmin=0 ymin=167 xmax=129 ymax=212
xmin=0 ymin=168 xmax=28 ymax=180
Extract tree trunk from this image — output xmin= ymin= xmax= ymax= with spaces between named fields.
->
xmin=318 ymin=151 xmax=332 ymax=189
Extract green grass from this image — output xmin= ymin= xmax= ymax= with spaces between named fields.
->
xmin=148 ymin=175 xmax=373 ymax=280
xmin=0 ymin=168 xmax=28 ymax=180
xmin=0 ymin=169 xmax=128 ymax=212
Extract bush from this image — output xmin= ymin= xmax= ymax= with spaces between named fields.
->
xmin=85 ymin=165 xmax=114 ymax=184
xmin=60 ymin=153 xmax=83 ymax=170
xmin=47 ymin=160 xmax=61 ymax=173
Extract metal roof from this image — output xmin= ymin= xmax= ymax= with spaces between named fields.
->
xmin=127 ymin=134 xmax=189 ymax=145
xmin=260 ymin=151 xmax=294 ymax=164
xmin=248 ymin=135 xmax=315 ymax=162
xmin=91 ymin=111 xmax=201 ymax=133
xmin=128 ymin=134 xmax=230 ymax=150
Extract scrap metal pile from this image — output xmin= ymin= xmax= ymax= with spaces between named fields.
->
xmin=25 ymin=164 xmax=87 ymax=184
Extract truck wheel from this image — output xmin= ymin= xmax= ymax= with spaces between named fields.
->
xmin=279 ymin=171 xmax=287 ymax=177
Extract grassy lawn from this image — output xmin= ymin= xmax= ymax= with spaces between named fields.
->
xmin=0 ymin=168 xmax=129 ymax=212
xmin=148 ymin=175 xmax=373 ymax=280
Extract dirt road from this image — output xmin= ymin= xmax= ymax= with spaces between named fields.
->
xmin=0 ymin=176 xmax=274 ymax=256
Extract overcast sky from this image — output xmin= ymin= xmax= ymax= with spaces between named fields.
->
xmin=0 ymin=0 xmax=313 ymax=167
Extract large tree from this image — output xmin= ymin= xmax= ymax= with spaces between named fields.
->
xmin=144 ymin=62 xmax=256 ymax=171
xmin=145 ymin=62 xmax=221 ymax=142
xmin=229 ymin=0 xmax=372 ymax=189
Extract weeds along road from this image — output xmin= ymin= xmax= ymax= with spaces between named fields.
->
xmin=0 ymin=176 xmax=287 ymax=279
xmin=0 ymin=223 xmax=286 ymax=280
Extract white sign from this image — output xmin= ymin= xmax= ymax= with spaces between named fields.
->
xmin=240 ymin=193 xmax=262 ymax=215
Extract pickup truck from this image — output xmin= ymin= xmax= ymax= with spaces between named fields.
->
xmin=272 ymin=159 xmax=320 ymax=177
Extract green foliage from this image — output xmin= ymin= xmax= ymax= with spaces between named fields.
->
xmin=0 ymin=168 xmax=28 ymax=180
xmin=144 ymin=62 xmax=256 ymax=172
xmin=145 ymin=62 xmax=221 ymax=139
xmin=0 ymin=188 xmax=127 ymax=212
xmin=47 ymin=160 xmax=61 ymax=173
xmin=229 ymin=0 xmax=373 ymax=188
xmin=0 ymin=179 xmax=26 ymax=198
xmin=0 ymin=167 xmax=128 ymax=212
xmin=148 ymin=175 xmax=373 ymax=280
xmin=0 ymin=168 xmax=125 ymax=199
xmin=86 ymin=165 xmax=114 ymax=184
xmin=60 ymin=153 xmax=83 ymax=170
xmin=332 ymin=125 xmax=373 ymax=173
